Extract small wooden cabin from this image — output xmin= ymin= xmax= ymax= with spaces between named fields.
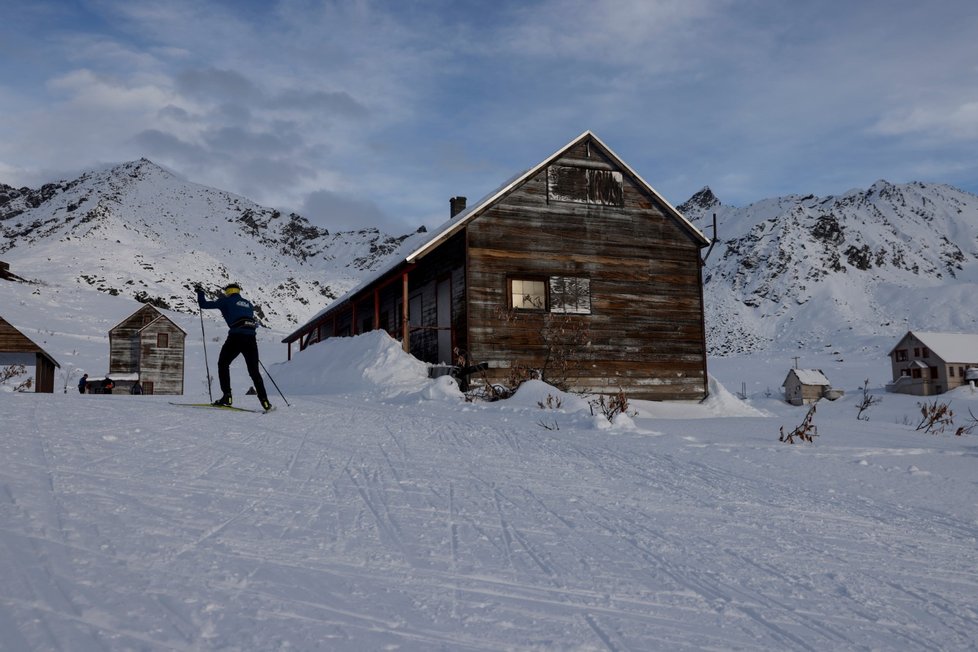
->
xmin=886 ymin=331 xmax=978 ymax=396
xmin=782 ymin=368 xmax=838 ymax=406
xmin=108 ymin=304 xmax=186 ymax=395
xmin=284 ymin=131 xmax=711 ymax=400
xmin=0 ymin=314 xmax=60 ymax=392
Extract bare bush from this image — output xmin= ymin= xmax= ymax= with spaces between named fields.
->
xmin=780 ymin=403 xmax=818 ymax=444
xmin=589 ymin=388 xmax=635 ymax=424
xmin=855 ymin=379 xmax=882 ymax=421
xmin=915 ymin=399 xmax=954 ymax=434
xmin=492 ymin=307 xmax=591 ymax=393
xmin=953 ymin=408 xmax=977 ymax=437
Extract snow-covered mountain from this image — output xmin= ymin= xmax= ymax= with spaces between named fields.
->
xmin=0 ymin=159 xmax=424 ymax=329
xmin=5 ymin=160 xmax=978 ymax=356
xmin=681 ymin=181 xmax=978 ymax=355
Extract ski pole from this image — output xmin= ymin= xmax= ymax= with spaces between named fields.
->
xmin=200 ymin=307 xmax=213 ymax=403
xmin=259 ymin=359 xmax=290 ymax=407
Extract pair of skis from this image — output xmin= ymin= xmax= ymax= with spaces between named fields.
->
xmin=170 ymin=402 xmax=274 ymax=414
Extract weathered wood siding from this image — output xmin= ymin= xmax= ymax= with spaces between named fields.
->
xmin=465 ymin=140 xmax=708 ymax=400
xmin=0 ymin=315 xmax=59 ymax=392
xmin=138 ymin=321 xmax=186 ymax=394
xmin=109 ymin=305 xmax=186 ymax=395
xmin=109 ymin=305 xmax=160 ymax=374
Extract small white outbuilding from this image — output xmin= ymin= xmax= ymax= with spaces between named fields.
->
xmin=782 ymin=368 xmax=842 ymax=406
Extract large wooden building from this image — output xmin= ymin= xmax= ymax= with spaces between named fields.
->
xmin=0 ymin=314 xmax=60 ymax=392
xmin=283 ymin=131 xmax=712 ymax=400
xmin=108 ymin=304 xmax=186 ymax=395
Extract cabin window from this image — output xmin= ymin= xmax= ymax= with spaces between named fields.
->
xmin=409 ymin=294 xmax=423 ymax=327
xmin=895 ymin=349 xmax=908 ymax=362
xmin=950 ymin=366 xmax=955 ymax=377
xmin=510 ymin=279 xmax=547 ymax=311
xmin=157 ymin=333 xmax=169 ymax=348
xmin=549 ymin=277 xmax=591 ymax=314
xmin=929 ymin=366 xmax=938 ymax=379
xmin=922 ymin=348 xmax=930 ymax=359
xmin=960 ymin=366 xmax=966 ymax=377
xmin=913 ymin=347 xmax=920 ymax=357
xmin=547 ymin=166 xmax=624 ymax=207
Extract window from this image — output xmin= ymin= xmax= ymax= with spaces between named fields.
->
xmin=929 ymin=366 xmax=938 ymax=379
xmin=895 ymin=349 xmax=908 ymax=362
xmin=157 ymin=333 xmax=169 ymax=348
xmin=509 ymin=276 xmax=591 ymax=314
xmin=409 ymin=295 xmax=423 ymax=327
xmin=511 ymin=279 xmax=546 ymax=310
xmin=922 ymin=348 xmax=930 ymax=359
xmin=950 ymin=366 xmax=956 ymax=377
xmin=913 ymin=347 xmax=920 ymax=357
xmin=960 ymin=366 xmax=966 ymax=377
xmin=550 ymin=277 xmax=591 ymax=314
xmin=547 ymin=165 xmax=624 ymax=206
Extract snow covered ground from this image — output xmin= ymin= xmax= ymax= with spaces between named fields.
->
xmin=2 ymin=282 xmax=977 ymax=650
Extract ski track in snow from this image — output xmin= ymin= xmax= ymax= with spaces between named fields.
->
xmin=2 ymin=386 xmax=978 ymax=651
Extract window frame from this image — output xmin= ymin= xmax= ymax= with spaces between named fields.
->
xmin=157 ymin=332 xmax=169 ymax=348
xmin=549 ymin=276 xmax=592 ymax=315
xmin=509 ymin=277 xmax=548 ymax=312
xmin=507 ymin=275 xmax=592 ymax=315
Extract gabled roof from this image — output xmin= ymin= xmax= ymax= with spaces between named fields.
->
xmin=889 ymin=331 xmax=978 ymax=363
xmin=138 ymin=314 xmax=187 ymax=336
xmin=109 ymin=304 xmax=187 ymax=336
xmin=0 ymin=315 xmax=60 ymax=368
xmin=284 ymin=131 xmax=709 ymax=344
xmin=784 ymin=368 xmax=831 ymax=386
xmin=406 ymin=130 xmax=710 ymax=263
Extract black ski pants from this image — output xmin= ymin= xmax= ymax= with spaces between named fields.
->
xmin=217 ymin=332 xmax=268 ymax=402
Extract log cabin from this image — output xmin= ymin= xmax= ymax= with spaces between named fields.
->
xmin=108 ymin=304 xmax=186 ymax=395
xmin=0 ymin=314 xmax=60 ymax=392
xmin=283 ymin=131 xmax=712 ymax=400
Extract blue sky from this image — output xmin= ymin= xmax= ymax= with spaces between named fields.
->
xmin=1 ymin=0 xmax=976 ymax=232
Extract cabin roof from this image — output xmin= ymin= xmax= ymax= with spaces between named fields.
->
xmin=888 ymin=331 xmax=978 ymax=362
xmin=0 ymin=314 xmax=60 ymax=368
xmin=785 ymin=368 xmax=831 ymax=386
xmin=109 ymin=304 xmax=187 ymax=336
xmin=284 ymin=130 xmax=709 ymax=344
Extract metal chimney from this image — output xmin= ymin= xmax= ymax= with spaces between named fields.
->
xmin=450 ymin=196 xmax=467 ymax=218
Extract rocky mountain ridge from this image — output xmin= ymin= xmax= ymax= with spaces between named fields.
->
xmin=0 ymin=159 xmax=423 ymax=330
xmin=681 ymin=180 xmax=978 ymax=355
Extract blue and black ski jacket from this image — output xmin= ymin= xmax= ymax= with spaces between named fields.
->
xmin=198 ymin=291 xmax=259 ymax=335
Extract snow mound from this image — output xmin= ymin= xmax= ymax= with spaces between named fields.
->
xmin=272 ymin=330 xmax=430 ymax=397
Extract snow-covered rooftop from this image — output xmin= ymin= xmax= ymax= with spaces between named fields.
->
xmin=897 ymin=331 xmax=978 ymax=363
xmin=787 ymin=368 xmax=831 ymax=386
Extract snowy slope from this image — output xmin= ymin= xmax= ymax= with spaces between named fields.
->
xmin=0 ymin=159 xmax=424 ymax=329
xmin=681 ymin=182 xmax=978 ymax=355
xmin=2 ymin=280 xmax=978 ymax=650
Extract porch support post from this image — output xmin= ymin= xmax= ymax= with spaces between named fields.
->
xmin=374 ymin=288 xmax=380 ymax=331
xmin=401 ymin=271 xmax=410 ymax=352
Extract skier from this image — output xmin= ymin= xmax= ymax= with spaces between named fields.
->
xmin=196 ymin=282 xmax=272 ymax=411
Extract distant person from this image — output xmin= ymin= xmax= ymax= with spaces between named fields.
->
xmin=196 ymin=282 xmax=272 ymax=411
xmin=102 ymin=378 xmax=114 ymax=394
xmin=78 ymin=373 xmax=88 ymax=394
xmin=130 ymin=381 xmax=143 ymax=395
